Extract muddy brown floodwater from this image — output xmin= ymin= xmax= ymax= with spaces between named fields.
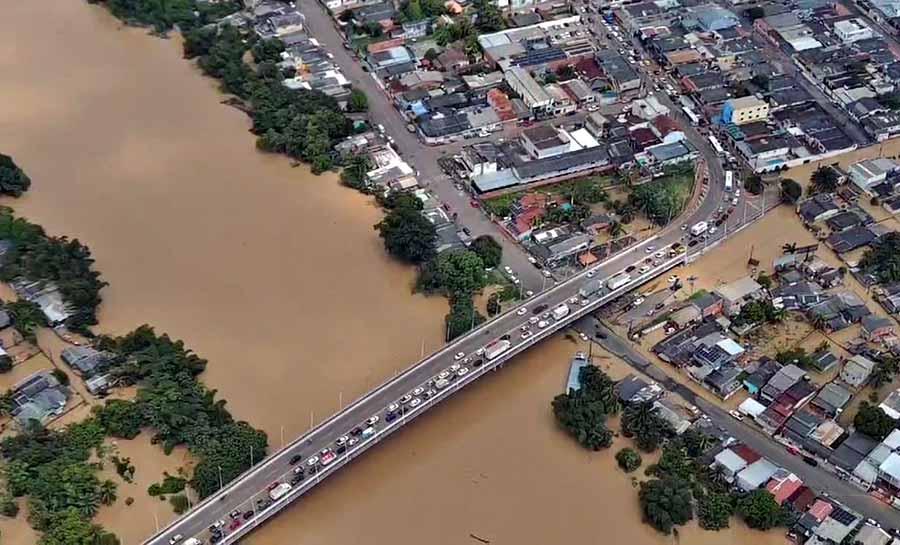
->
xmin=0 ymin=3 xmax=787 ymax=545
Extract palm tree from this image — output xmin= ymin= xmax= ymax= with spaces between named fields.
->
xmin=608 ymin=221 xmax=625 ymax=239
xmin=706 ymin=465 xmax=729 ymax=491
xmin=99 ymin=479 xmax=118 ymax=506
xmin=782 ymin=242 xmax=798 ymax=254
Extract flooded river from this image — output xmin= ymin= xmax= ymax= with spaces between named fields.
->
xmin=0 ymin=3 xmax=786 ymax=544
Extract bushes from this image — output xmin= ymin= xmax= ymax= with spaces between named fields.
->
xmin=375 ymin=198 xmax=436 ymax=264
xmin=94 ymin=400 xmax=144 ymax=440
xmin=551 ymin=366 xmax=618 ymax=451
xmin=469 ymin=236 xmax=503 ymax=270
xmin=737 ymin=489 xmax=787 ymax=530
xmin=169 ymin=494 xmax=189 ymax=514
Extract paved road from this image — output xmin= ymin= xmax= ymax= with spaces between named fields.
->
xmin=580 ymin=318 xmax=900 ymax=528
xmin=298 ymin=0 xmax=546 ymax=291
xmin=146 ymin=138 xmax=731 ymax=545
xmin=145 ymin=7 xmax=751 ymax=544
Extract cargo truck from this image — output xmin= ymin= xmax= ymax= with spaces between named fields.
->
xmin=579 ymin=279 xmax=603 ymax=298
xmin=607 ymin=274 xmax=631 ymax=290
xmin=484 ymin=339 xmax=512 ymax=360
xmin=690 ymin=221 xmax=708 ymax=236
xmin=552 ymin=304 xmax=570 ymax=320
xmin=268 ymin=483 xmax=292 ymax=501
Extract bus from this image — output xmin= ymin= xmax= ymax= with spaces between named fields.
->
xmin=683 ymin=106 xmax=701 ymax=126
xmin=708 ymin=135 xmax=725 ymax=155
xmin=724 ymin=170 xmax=733 ymax=192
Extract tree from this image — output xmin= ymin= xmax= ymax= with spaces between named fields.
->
xmin=551 ymin=391 xmax=614 ymax=450
xmin=809 ymin=166 xmax=839 ymax=195
xmin=98 ymin=480 xmax=117 ymax=506
xmin=638 ymin=478 xmax=694 ymax=534
xmin=780 ymin=179 xmax=802 ymax=204
xmin=744 ymin=174 xmax=764 ymax=195
xmin=6 ymin=300 xmax=48 ymax=342
xmin=622 ymin=402 xmax=671 ymax=452
xmin=424 ymin=48 xmax=439 ymax=62
xmin=608 ymin=221 xmax=625 ymax=239
xmin=182 ymin=26 xmax=219 ymax=59
xmin=0 ymin=354 xmax=12 ymax=374
xmin=872 ymin=358 xmax=900 ymax=389
xmin=862 ymin=232 xmax=900 ymax=283
xmin=374 ymin=201 xmax=437 ymax=264
xmin=94 ymin=400 xmax=145 ymax=440
xmin=445 ymin=296 xmax=484 ymax=340
xmin=756 ymin=272 xmax=772 ymax=289
xmin=697 ymin=491 xmax=733 ymax=530
xmin=680 ymin=429 xmax=714 ymax=458
xmin=469 ymin=235 xmax=503 ymax=269
xmin=0 ymin=153 xmax=32 ymax=197
xmin=854 ymin=402 xmax=897 ymax=440
xmin=250 ymin=38 xmax=285 ymax=64
xmin=37 ymin=507 xmax=120 ymax=545
xmin=340 ymin=153 xmax=372 ymax=191
xmin=348 ymin=89 xmax=369 ymax=112
xmin=417 ymin=250 xmax=486 ymax=296
xmin=737 ymin=489 xmax=786 ymax=530
xmin=169 ymin=494 xmax=189 ymax=514
xmin=616 ymin=447 xmax=642 ymax=472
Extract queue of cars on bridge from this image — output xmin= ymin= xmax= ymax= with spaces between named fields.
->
xmin=167 ymin=241 xmax=688 ymax=545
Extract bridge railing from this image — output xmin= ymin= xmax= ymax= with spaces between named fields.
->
xmin=208 ymin=253 xmax=689 ymax=544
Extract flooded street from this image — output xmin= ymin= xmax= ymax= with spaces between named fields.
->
xmin=1 ymin=3 xmax=785 ymax=545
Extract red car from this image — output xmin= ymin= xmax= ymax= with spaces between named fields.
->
xmin=786 ymin=445 xmax=801 ymax=456
xmin=470 ymin=199 xmax=480 ymax=208
xmin=229 ymin=519 xmax=242 ymax=531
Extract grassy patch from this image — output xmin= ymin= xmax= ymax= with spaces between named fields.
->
xmin=482 ymin=192 xmax=523 ymax=218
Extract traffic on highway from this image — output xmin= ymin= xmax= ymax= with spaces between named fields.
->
xmin=153 ymin=232 xmax=709 ymax=545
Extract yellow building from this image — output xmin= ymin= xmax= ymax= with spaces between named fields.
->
xmin=724 ymin=96 xmax=770 ymax=126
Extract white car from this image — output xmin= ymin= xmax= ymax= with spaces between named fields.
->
xmin=587 ymin=270 xmax=595 ymax=278
xmin=348 ymin=437 xmax=359 ymax=447
xmin=410 ymin=397 xmax=423 ymax=408
xmin=639 ymin=265 xmax=651 ymax=274
xmin=365 ymin=415 xmax=379 ymax=426
xmin=457 ymin=367 xmax=470 ymax=377
xmin=521 ymin=331 xmax=533 ymax=339
xmin=667 ymin=275 xmax=678 ymax=284
xmin=504 ymin=266 xmax=513 ymax=275
xmin=169 ymin=535 xmax=183 ymax=545
xmin=537 ymin=320 xmax=549 ymax=328
xmin=731 ymin=197 xmax=738 ymax=206
xmin=735 ymin=189 xmax=741 ymax=198
xmin=579 ymin=333 xmax=589 ymax=341
xmin=387 ymin=403 xmax=400 ymax=413
xmin=525 ymin=290 xmax=534 ymax=297
xmin=517 ymin=307 xmax=527 ymax=316
xmin=568 ymin=297 xmax=578 ymax=304
xmin=633 ymin=296 xmax=645 ymax=306
xmin=542 ymin=269 xmax=552 ymax=277
xmin=728 ymin=410 xmax=744 ymax=421
xmin=438 ymin=371 xmax=450 ymax=380
xmin=645 ymin=245 xmax=655 ymax=253
xmin=654 ymin=251 xmax=664 ymax=258
xmin=306 ymin=455 xmax=320 ymax=467
xmin=511 ymin=276 xmax=520 ymax=285
xmin=529 ymin=316 xmax=539 ymax=324
xmin=475 ymin=347 xmax=485 ymax=356
xmin=527 ymin=256 xmax=538 ymax=264
xmin=412 ymin=387 xmax=424 ymax=396
xmin=454 ymin=352 xmax=465 ymax=360
xmin=362 ymin=426 xmax=376 ymax=437
xmin=336 ymin=435 xmax=349 ymax=446
xmin=449 ymin=363 xmax=461 ymax=372
xmin=709 ymin=227 xmax=718 ymax=234
xmin=580 ymin=299 xmax=590 ymax=306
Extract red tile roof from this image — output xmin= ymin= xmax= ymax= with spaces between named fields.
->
xmin=807 ymin=499 xmax=834 ymax=522
xmin=732 ymin=445 xmax=761 ymax=464
xmin=766 ymin=472 xmax=802 ymax=505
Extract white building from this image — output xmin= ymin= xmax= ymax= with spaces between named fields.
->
xmin=848 ymin=158 xmax=898 ymax=195
xmin=834 ymin=18 xmax=874 ymax=44
xmin=504 ymin=67 xmax=552 ymax=113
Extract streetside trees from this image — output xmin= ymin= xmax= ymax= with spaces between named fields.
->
xmin=374 ymin=200 xmax=437 ymax=264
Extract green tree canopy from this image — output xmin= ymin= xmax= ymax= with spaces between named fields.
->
xmin=375 ymin=200 xmax=437 ymax=264
xmin=809 ymin=166 xmax=840 ymax=195
xmin=417 ymin=250 xmax=486 ymax=296
xmin=697 ymin=491 xmax=734 ymax=530
xmin=0 ymin=153 xmax=32 ymax=197
xmin=638 ymin=478 xmax=694 ymax=534
xmin=854 ymin=401 xmax=896 ymax=440
xmin=469 ymin=235 xmax=503 ymax=269
xmin=348 ymin=89 xmax=369 ymax=112
xmin=445 ymin=296 xmax=484 ymax=340
xmin=616 ymin=447 xmax=642 ymax=472
xmin=862 ymin=232 xmax=900 ymax=283
xmin=781 ymin=179 xmax=802 ymax=204
xmin=737 ymin=489 xmax=787 ymax=530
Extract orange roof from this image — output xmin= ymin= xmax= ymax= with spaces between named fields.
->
xmin=518 ymin=193 xmax=547 ymax=210
xmin=514 ymin=208 xmax=544 ymax=235
xmin=807 ymin=499 xmax=834 ymax=522
xmin=766 ymin=473 xmax=802 ymax=505
xmin=444 ymin=0 xmax=464 ymax=14
xmin=579 ymin=252 xmax=599 ymax=266
xmin=367 ymin=38 xmax=405 ymax=54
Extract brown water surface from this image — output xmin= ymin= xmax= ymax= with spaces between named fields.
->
xmin=0 ymin=3 xmax=786 ymax=544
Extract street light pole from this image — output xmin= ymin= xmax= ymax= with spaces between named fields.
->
xmin=217 ymin=465 xmax=224 ymax=491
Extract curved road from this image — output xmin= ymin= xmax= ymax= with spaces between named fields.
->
xmin=147 ymin=4 xmax=743 ymax=543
